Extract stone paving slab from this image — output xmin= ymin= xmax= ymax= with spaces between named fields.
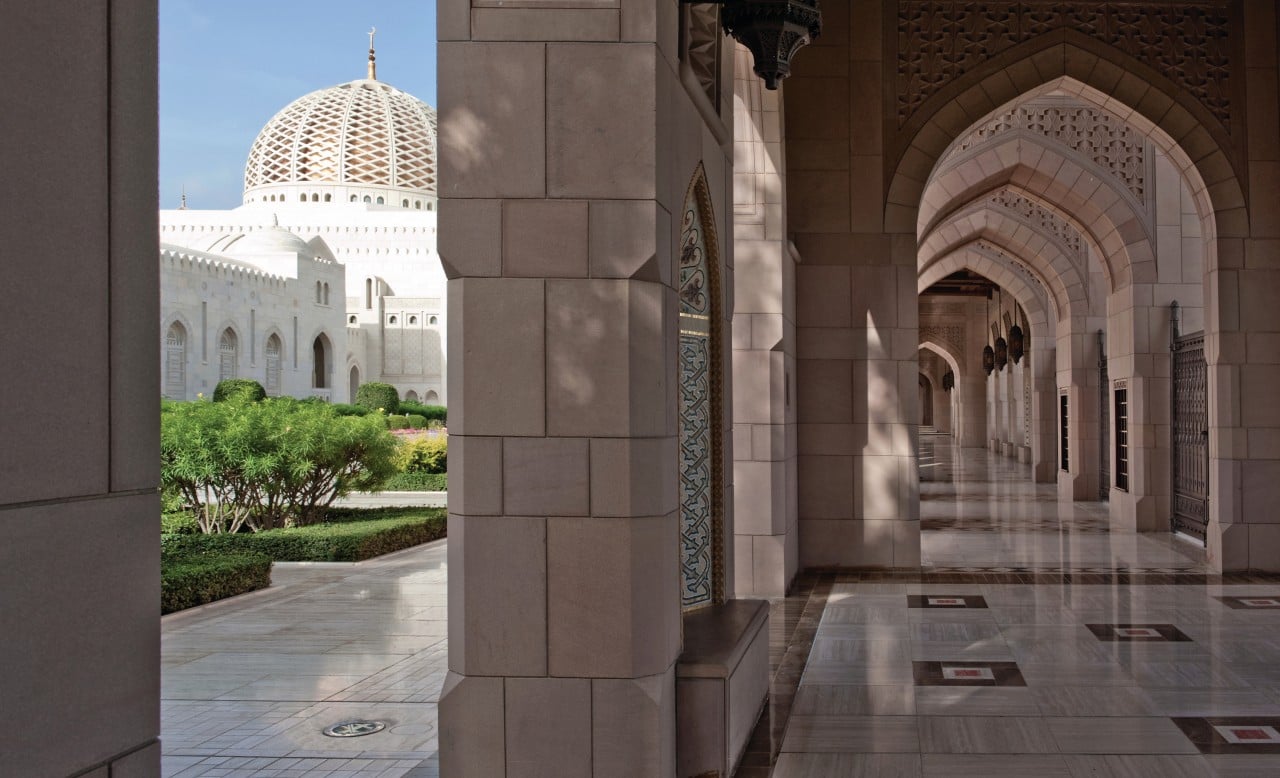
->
xmin=162 ymin=539 xmax=447 ymax=777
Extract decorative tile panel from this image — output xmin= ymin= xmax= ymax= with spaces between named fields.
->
xmin=679 ymin=165 xmax=723 ymax=611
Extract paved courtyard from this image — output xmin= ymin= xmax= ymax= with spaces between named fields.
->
xmin=161 ymin=541 xmax=447 ymax=777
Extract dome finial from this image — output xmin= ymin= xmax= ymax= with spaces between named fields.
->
xmin=367 ymin=27 xmax=377 ymax=80
xmin=179 ymin=185 xmax=187 ymax=210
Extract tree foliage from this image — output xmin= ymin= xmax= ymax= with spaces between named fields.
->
xmin=354 ymin=382 xmax=400 ymax=414
xmin=213 ymin=378 xmax=267 ymax=403
xmin=161 ymin=397 xmax=399 ymax=533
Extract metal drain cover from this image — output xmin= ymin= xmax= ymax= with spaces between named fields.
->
xmin=323 ymin=719 xmax=386 ymax=738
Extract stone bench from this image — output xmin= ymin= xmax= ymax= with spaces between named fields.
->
xmin=675 ymin=599 xmax=770 ymax=778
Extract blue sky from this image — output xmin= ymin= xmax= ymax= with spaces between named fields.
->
xmin=160 ymin=0 xmax=438 ymax=210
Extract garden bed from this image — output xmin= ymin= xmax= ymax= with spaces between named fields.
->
xmin=160 ymin=508 xmax=447 ymax=613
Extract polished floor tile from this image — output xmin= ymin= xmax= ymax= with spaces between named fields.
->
xmin=761 ymin=441 xmax=1280 ymax=776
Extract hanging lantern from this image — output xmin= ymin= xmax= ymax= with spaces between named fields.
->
xmin=942 ymin=370 xmax=954 ymax=391
xmin=1009 ymin=322 xmax=1024 ymax=364
xmin=993 ymin=288 xmax=1008 ymax=371
xmin=981 ymin=293 xmax=994 ymax=376
xmin=720 ymin=0 xmax=823 ymax=89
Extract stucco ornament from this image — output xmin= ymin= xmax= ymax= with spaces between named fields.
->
xmin=721 ymin=0 xmax=822 ymax=89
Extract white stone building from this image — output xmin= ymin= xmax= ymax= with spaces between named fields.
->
xmin=158 ymin=61 xmax=445 ymax=404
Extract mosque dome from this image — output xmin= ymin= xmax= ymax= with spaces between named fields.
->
xmin=242 ymin=77 xmax=438 ymax=207
xmin=209 ymin=223 xmax=314 ymax=258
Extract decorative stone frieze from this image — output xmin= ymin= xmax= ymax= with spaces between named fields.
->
xmin=896 ymin=2 xmax=1231 ymax=129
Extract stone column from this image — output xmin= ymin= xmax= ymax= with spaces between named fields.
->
xmin=0 ymin=2 xmax=160 ymax=775
xmin=1214 ymin=0 xmax=1280 ymax=571
xmin=959 ymin=299 xmax=990 ymax=448
xmin=437 ymin=3 xmax=738 ymax=773
xmin=732 ymin=46 xmax=799 ymax=596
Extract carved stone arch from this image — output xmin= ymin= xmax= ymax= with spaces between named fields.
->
xmin=921 ymin=209 xmax=1090 ymax=316
xmin=918 ymin=247 xmax=1054 ymax=337
xmin=891 ymin=61 xmax=1238 ymax=253
xmin=890 ymin=33 xmax=1240 ymax=233
xmin=678 ymin=162 xmax=725 ymax=611
xmin=920 ymin=146 xmax=1154 ymax=289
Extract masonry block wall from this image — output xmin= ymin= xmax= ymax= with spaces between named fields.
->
xmin=0 ymin=1 xmax=161 ymax=775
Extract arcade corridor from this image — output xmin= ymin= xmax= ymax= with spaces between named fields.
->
xmin=739 ymin=437 xmax=1280 ymax=777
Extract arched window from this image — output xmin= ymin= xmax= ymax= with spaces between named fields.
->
xmin=264 ymin=334 xmax=282 ymax=396
xmin=376 ymin=196 xmax=385 ymax=205
xmin=348 ymin=314 xmax=358 ymax=325
xmin=677 ymin=163 xmax=723 ymax=612
xmin=388 ymin=315 xmax=398 ymax=325
xmin=324 ymin=194 xmax=332 ymax=202
xmin=409 ymin=315 xmax=418 ymax=325
xmin=299 ymin=193 xmax=306 ymax=202
xmin=363 ymin=195 xmax=372 ymax=203
xmin=349 ymin=365 xmax=360 ymax=402
xmin=427 ymin=202 xmax=434 ymax=211
xmin=312 ymin=334 xmax=329 ymax=389
xmin=350 ymin=194 xmax=358 ymax=203
xmin=405 ymin=390 xmax=420 ymax=403
xmin=425 ymin=390 xmax=439 ymax=404
xmin=414 ymin=200 xmax=422 ymax=210
xmin=322 ymin=283 xmax=330 ymax=306
xmin=311 ymin=193 xmax=319 ymax=202
xmin=218 ymin=328 xmax=238 ymax=381
xmin=315 ymin=281 xmax=322 ymax=303
xmin=428 ymin=315 xmax=438 ymax=325
xmin=365 ymin=278 xmax=373 ymax=310
xmin=164 ymin=322 xmax=187 ymax=399
xmin=402 ymin=199 xmax=409 ymax=208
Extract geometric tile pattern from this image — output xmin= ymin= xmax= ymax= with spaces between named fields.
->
xmin=244 ymin=79 xmax=437 ymax=197
xmin=914 ymin=661 xmax=1027 ymax=687
xmin=677 ymin=165 xmax=721 ymax=611
xmin=1086 ymin=624 xmax=1193 ymax=642
xmin=1217 ymin=596 xmax=1280 ymax=609
xmin=1173 ymin=718 xmax=1280 ymax=754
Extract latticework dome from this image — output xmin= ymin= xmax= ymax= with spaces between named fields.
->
xmin=243 ymin=79 xmax=437 ymax=205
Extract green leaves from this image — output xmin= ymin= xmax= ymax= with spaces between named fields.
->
xmin=160 ymin=397 xmax=400 ymax=532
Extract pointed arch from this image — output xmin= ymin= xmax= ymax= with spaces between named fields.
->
xmin=678 ymin=162 xmax=725 ymax=611
xmin=163 ymin=320 xmax=188 ymax=399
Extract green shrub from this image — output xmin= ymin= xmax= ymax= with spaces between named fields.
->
xmin=406 ymin=415 xmax=426 ymax=429
xmin=162 ymin=511 xmax=200 ymax=534
xmin=161 ymin=551 xmax=271 ymax=614
xmin=383 ymin=471 xmax=448 ymax=491
xmin=400 ymin=401 xmax=446 ymax=424
xmin=160 ymin=509 xmax=446 ymax=562
xmin=387 ymin=415 xmax=411 ymax=430
xmin=355 ymin=382 xmax=400 ymax=414
xmin=331 ymin=403 xmax=371 ymax=417
xmin=161 ymin=397 xmax=399 ymax=532
xmin=395 ymin=434 xmax=447 ymax=474
xmin=212 ymin=378 xmax=266 ymax=403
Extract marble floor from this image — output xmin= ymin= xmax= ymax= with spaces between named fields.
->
xmin=161 ymin=542 xmax=447 ymax=777
xmin=743 ymin=436 xmax=1280 ymax=777
xmin=161 ymin=437 xmax=1280 ymax=777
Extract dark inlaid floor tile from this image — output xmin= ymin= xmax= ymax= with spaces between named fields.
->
xmin=1217 ymin=595 xmax=1280 ymax=610
xmin=907 ymin=595 xmax=988 ymax=609
xmin=1173 ymin=716 xmax=1280 ymax=754
xmin=913 ymin=661 xmax=1026 ymax=687
xmin=1086 ymin=623 xmax=1193 ymax=642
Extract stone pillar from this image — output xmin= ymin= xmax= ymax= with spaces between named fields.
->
xmin=1213 ymin=0 xmax=1280 ymax=571
xmin=959 ymin=299 xmax=990 ymax=448
xmin=1057 ymin=321 xmax=1100 ymax=501
xmin=0 ymin=2 xmax=160 ymax=775
xmin=732 ymin=46 xmax=799 ymax=597
xmin=437 ymin=3 xmax=740 ymax=773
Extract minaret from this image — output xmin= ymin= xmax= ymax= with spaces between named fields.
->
xmin=179 ymin=185 xmax=187 ymax=210
xmin=367 ymin=27 xmax=377 ymax=80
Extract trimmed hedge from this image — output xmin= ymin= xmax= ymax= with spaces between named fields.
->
xmin=383 ymin=472 xmax=448 ymax=491
xmin=161 ymin=551 xmax=272 ymax=614
xmin=400 ymin=401 xmax=446 ymax=424
xmin=331 ymin=403 xmax=372 ymax=417
xmin=161 ymin=509 xmax=447 ymax=562
xmin=387 ymin=414 xmax=427 ymax=430
xmin=355 ymin=382 xmax=400 ymax=414
xmin=213 ymin=379 xmax=266 ymax=403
